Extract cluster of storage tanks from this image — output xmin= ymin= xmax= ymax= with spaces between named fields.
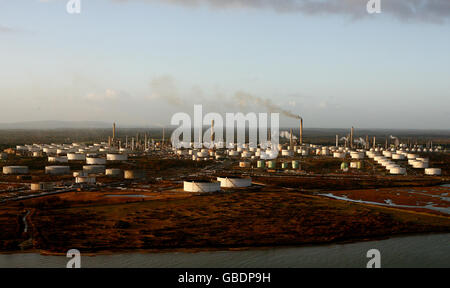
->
xmin=174 ymin=141 xmax=445 ymax=176
xmin=183 ymin=177 xmax=252 ymax=193
xmin=3 ymin=142 xmax=144 ymax=186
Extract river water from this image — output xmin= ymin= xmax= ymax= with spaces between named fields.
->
xmin=0 ymin=233 xmax=448 ymax=268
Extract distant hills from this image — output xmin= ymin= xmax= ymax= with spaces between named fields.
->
xmin=0 ymin=121 xmax=113 ymax=130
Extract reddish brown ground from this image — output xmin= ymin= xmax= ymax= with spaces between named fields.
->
xmin=0 ymin=183 xmax=448 ymax=254
xmin=321 ymin=186 xmax=449 ymax=216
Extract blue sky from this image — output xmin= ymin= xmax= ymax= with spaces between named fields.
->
xmin=0 ymin=0 xmax=449 ymax=129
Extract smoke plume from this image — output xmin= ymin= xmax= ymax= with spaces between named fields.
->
xmin=234 ymin=91 xmax=301 ymax=120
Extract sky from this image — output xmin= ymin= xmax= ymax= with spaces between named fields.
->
xmin=0 ymin=0 xmax=449 ymax=129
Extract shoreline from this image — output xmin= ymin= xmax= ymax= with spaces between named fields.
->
xmin=2 ymin=230 xmax=449 ymax=257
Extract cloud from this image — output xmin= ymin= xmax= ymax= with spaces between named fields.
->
xmin=84 ymin=89 xmax=123 ymax=101
xmin=0 ymin=25 xmax=16 ymax=33
xmin=112 ymin=0 xmax=450 ymax=23
xmin=148 ymin=75 xmax=185 ymax=106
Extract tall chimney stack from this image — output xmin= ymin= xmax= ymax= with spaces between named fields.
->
xmin=336 ymin=134 xmax=339 ymax=148
xmin=299 ymin=117 xmax=303 ymax=145
xmin=373 ymin=136 xmax=376 ymax=149
xmin=290 ymin=128 xmax=293 ymax=151
xmin=350 ymin=126 xmax=354 ymax=149
xmin=211 ymin=119 xmax=215 ymax=148
xmin=113 ymin=122 xmax=116 ymax=140
xmin=162 ymin=128 xmax=165 ymax=148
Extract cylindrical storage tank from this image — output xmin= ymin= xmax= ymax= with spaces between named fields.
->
xmin=183 ymin=181 xmax=221 ymax=192
xmin=43 ymin=147 xmax=57 ymax=154
xmin=76 ymin=176 xmax=96 ymax=184
xmin=425 ymin=168 xmax=441 ymax=176
xmin=106 ymin=168 xmax=122 ymax=177
xmin=392 ymin=154 xmax=405 ymax=160
xmin=390 ymin=167 xmax=406 ymax=175
xmin=266 ymin=160 xmax=277 ymax=169
xmin=407 ymin=154 xmax=418 ymax=159
xmin=83 ymin=165 xmax=106 ymax=175
xmin=86 ymin=157 xmax=106 ymax=165
xmin=31 ymin=182 xmax=54 ymax=191
xmin=124 ymin=170 xmax=146 ymax=180
xmin=217 ymin=177 xmax=252 ymax=188
xmin=56 ymin=149 xmax=67 ymax=155
xmin=321 ymin=148 xmax=330 ymax=156
xmin=281 ymin=162 xmax=289 ymax=169
xmin=350 ymin=152 xmax=364 ymax=159
xmin=197 ymin=151 xmax=209 ymax=158
xmin=48 ymin=156 xmax=68 ymax=163
xmin=412 ymin=161 xmax=429 ymax=169
xmin=333 ymin=152 xmax=346 ymax=158
xmin=386 ymin=164 xmax=400 ymax=170
xmin=374 ymin=156 xmax=385 ymax=161
xmin=292 ymin=160 xmax=299 ymax=169
xmin=45 ymin=166 xmax=70 ymax=175
xmin=281 ymin=150 xmax=294 ymax=157
xmin=228 ymin=150 xmax=240 ymax=157
xmin=73 ymin=171 xmax=88 ymax=177
xmin=106 ymin=153 xmax=128 ymax=161
xmin=382 ymin=151 xmax=392 ymax=158
xmin=239 ymin=161 xmax=251 ymax=168
xmin=257 ymin=160 xmax=265 ymax=168
xmin=32 ymin=151 xmax=43 ymax=157
xmin=67 ymin=153 xmax=86 ymax=161
xmin=303 ymin=149 xmax=310 ymax=156
xmin=3 ymin=166 xmax=29 ymax=175
xmin=241 ymin=151 xmax=253 ymax=158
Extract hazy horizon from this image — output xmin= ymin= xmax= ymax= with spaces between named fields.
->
xmin=1 ymin=1 xmax=449 ymax=129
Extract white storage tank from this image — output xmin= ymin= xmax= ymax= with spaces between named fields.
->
xmin=239 ymin=161 xmax=251 ymax=168
xmin=197 ymin=151 xmax=209 ymax=158
xmin=407 ymin=154 xmax=418 ymax=159
xmin=124 ymin=170 xmax=146 ymax=180
xmin=67 ymin=153 xmax=86 ymax=161
xmin=3 ymin=166 xmax=29 ymax=175
xmin=412 ymin=161 xmax=429 ymax=169
xmin=333 ymin=152 xmax=346 ymax=158
xmin=83 ymin=165 xmax=106 ymax=175
xmin=389 ymin=167 xmax=406 ymax=175
xmin=106 ymin=153 xmax=128 ymax=161
xmin=241 ymin=151 xmax=253 ymax=158
xmin=45 ymin=166 xmax=70 ymax=175
xmin=217 ymin=177 xmax=252 ymax=188
xmin=86 ymin=157 xmax=107 ymax=165
xmin=106 ymin=168 xmax=122 ymax=177
xmin=425 ymin=168 xmax=441 ymax=176
xmin=31 ymin=182 xmax=55 ymax=191
xmin=76 ymin=176 xmax=96 ymax=184
xmin=48 ymin=156 xmax=68 ymax=163
xmin=350 ymin=152 xmax=364 ymax=159
xmin=183 ymin=181 xmax=221 ymax=193
xmin=392 ymin=154 xmax=405 ymax=160
xmin=281 ymin=150 xmax=294 ymax=157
